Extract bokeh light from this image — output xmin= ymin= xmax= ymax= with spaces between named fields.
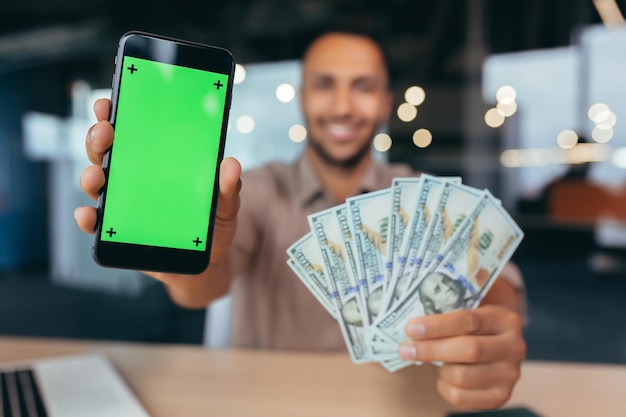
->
xmin=404 ymin=86 xmax=426 ymax=106
xmin=556 ymin=129 xmax=578 ymax=149
xmin=496 ymin=101 xmax=518 ymax=117
xmin=496 ymin=85 xmax=517 ymax=105
xmin=611 ymin=147 xmax=626 ymax=168
xmin=236 ymin=115 xmax=255 ymax=133
xmin=397 ymin=103 xmax=418 ymax=122
xmin=373 ymin=133 xmax=392 ymax=152
xmin=412 ymin=129 xmax=432 ymax=148
xmin=596 ymin=111 xmax=617 ymax=130
xmin=234 ymin=64 xmax=247 ymax=84
xmin=288 ymin=124 xmax=307 ymax=142
xmin=485 ymin=108 xmax=505 ymax=128
xmin=592 ymin=126 xmax=614 ymax=143
xmin=588 ymin=103 xmax=610 ymax=123
xmin=276 ymin=83 xmax=296 ymax=103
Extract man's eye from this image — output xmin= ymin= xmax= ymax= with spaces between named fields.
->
xmin=434 ymin=285 xmax=440 ymax=294
xmin=313 ymin=80 xmax=332 ymax=90
xmin=354 ymin=82 xmax=375 ymax=92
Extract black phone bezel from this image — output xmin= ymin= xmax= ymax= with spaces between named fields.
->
xmin=92 ymin=31 xmax=235 ymax=274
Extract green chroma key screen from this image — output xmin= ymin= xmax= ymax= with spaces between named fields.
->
xmin=100 ymin=55 xmax=228 ymax=251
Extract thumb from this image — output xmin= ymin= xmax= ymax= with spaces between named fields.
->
xmin=217 ymin=157 xmax=242 ymax=220
xmin=209 ymin=157 xmax=242 ymax=262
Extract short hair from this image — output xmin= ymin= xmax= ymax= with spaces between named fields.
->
xmin=300 ymin=27 xmax=392 ymax=86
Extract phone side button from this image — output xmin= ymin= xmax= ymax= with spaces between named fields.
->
xmin=94 ymin=206 xmax=103 ymax=233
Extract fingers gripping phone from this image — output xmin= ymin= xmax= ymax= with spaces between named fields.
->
xmin=93 ymin=31 xmax=234 ymax=274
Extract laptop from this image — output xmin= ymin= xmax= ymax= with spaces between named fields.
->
xmin=0 ymin=353 xmax=150 ymax=417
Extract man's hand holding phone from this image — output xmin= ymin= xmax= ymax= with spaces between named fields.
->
xmin=75 ymin=98 xmax=242 ymax=308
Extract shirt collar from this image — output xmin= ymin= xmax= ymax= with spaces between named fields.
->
xmin=292 ymin=153 xmax=388 ymax=208
xmin=359 ymin=157 xmax=388 ymax=194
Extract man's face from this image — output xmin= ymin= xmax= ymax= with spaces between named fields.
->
xmin=420 ymin=273 xmax=463 ymax=313
xmin=300 ymin=33 xmax=392 ymax=167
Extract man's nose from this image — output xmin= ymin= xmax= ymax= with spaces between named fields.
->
xmin=330 ymin=86 xmax=353 ymax=116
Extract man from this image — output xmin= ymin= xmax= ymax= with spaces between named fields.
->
xmin=75 ymin=31 xmax=526 ymax=409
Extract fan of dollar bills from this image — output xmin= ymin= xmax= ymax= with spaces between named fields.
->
xmin=286 ymin=174 xmax=524 ymax=372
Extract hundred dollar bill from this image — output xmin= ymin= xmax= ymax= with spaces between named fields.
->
xmin=335 ymin=203 xmax=402 ymax=359
xmin=415 ymin=191 xmax=524 ymax=311
xmin=411 ymin=180 xmax=484 ymax=287
xmin=346 ymin=188 xmax=391 ymax=323
xmin=372 ymin=191 xmax=523 ymax=345
xmin=381 ymin=175 xmax=460 ymax=314
xmin=308 ymin=208 xmax=371 ymax=363
xmin=287 ymin=259 xmax=336 ymax=318
xmin=335 ymin=205 xmax=365 ymax=307
xmin=343 ymin=191 xmax=404 ymax=360
xmin=385 ymin=177 xmax=423 ymax=310
xmin=380 ymin=357 xmax=413 ymax=373
xmin=286 ymin=233 xmax=337 ymax=318
xmin=456 ymin=209 xmax=525 ymax=309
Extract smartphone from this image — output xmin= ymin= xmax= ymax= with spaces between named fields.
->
xmin=92 ymin=31 xmax=234 ymax=274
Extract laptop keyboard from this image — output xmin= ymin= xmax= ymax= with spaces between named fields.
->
xmin=1 ymin=368 xmax=48 ymax=417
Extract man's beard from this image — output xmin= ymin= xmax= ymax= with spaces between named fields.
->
xmin=308 ymin=137 xmax=372 ymax=169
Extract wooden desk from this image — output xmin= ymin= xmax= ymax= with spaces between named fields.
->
xmin=2 ymin=336 xmax=626 ymax=417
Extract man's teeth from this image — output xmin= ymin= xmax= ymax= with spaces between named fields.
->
xmin=327 ymin=125 xmax=353 ymax=135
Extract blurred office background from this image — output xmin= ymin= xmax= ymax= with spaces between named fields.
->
xmin=2 ymin=0 xmax=626 ymax=363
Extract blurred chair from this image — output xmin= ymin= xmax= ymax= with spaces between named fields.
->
xmin=548 ymin=180 xmax=626 ymax=222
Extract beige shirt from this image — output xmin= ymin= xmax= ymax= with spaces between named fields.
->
xmin=227 ymin=155 xmax=525 ymax=351
xmin=229 ymin=155 xmax=414 ymax=351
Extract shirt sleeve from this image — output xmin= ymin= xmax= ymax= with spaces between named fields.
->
xmin=498 ymin=261 xmax=528 ymax=324
xmin=227 ymin=169 xmax=269 ymax=278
